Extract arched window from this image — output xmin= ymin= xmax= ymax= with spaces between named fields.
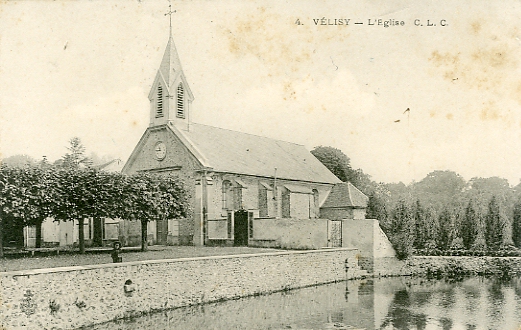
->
xmin=176 ymin=83 xmax=184 ymax=118
xmin=222 ymin=180 xmax=231 ymax=210
xmin=156 ymin=84 xmax=163 ymax=118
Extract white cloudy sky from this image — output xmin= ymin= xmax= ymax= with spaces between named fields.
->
xmin=1 ymin=0 xmax=521 ymax=185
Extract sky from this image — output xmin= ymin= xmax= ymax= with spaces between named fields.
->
xmin=1 ymin=0 xmax=521 ymax=185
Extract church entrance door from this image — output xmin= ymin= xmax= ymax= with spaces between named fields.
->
xmin=233 ymin=210 xmax=248 ymax=246
xmin=156 ymin=219 xmax=168 ymax=245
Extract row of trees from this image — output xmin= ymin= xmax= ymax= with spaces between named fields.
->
xmin=0 ymin=138 xmax=190 ymax=256
xmin=311 ymin=145 xmax=521 ymax=259
xmin=0 ymin=165 xmax=189 ymax=255
xmin=370 ymin=196 xmax=521 ymax=259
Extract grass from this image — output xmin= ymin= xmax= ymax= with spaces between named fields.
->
xmin=0 ymin=246 xmax=283 ymax=273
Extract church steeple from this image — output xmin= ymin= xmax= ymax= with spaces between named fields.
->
xmin=149 ymin=24 xmax=194 ymax=130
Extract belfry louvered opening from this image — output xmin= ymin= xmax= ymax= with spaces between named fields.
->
xmin=156 ymin=84 xmax=164 ymax=118
xmin=177 ymin=83 xmax=184 ymax=118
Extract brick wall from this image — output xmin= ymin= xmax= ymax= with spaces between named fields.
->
xmin=0 ymin=248 xmax=360 ymax=330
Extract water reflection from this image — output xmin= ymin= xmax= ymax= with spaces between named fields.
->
xmin=84 ymin=276 xmax=521 ymax=330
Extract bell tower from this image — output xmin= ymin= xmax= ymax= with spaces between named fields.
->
xmin=148 ymin=9 xmax=194 ymax=130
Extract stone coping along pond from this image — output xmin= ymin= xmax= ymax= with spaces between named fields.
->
xmin=0 ymin=247 xmax=361 ymax=329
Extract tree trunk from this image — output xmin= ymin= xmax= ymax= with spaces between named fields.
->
xmin=93 ymin=217 xmax=103 ymax=247
xmin=0 ymin=218 xmax=4 ymax=258
xmin=35 ymin=222 xmax=42 ymax=248
xmin=141 ymin=219 xmax=148 ymax=252
xmin=78 ymin=218 xmax=85 ymax=254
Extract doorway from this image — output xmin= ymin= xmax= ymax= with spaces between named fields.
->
xmin=156 ymin=219 xmax=168 ymax=245
xmin=233 ymin=210 xmax=248 ymax=246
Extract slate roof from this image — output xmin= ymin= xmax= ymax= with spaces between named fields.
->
xmin=320 ymin=182 xmax=368 ymax=208
xmin=175 ymin=123 xmax=341 ymax=184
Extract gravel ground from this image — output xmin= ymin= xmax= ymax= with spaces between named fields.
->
xmin=0 ymin=246 xmax=284 ymax=273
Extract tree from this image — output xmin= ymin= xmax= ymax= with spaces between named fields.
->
xmin=449 ymin=207 xmax=465 ymax=250
xmin=437 ymin=207 xmax=454 ymax=249
xmin=382 ymin=181 xmax=411 ymax=210
xmin=311 ymin=146 xmax=353 ymax=183
xmin=52 ymin=168 xmax=115 ymax=253
xmin=413 ymin=200 xmax=427 ymax=250
xmin=350 ymin=169 xmax=378 ymax=195
xmin=16 ymin=166 xmax=60 ymax=248
xmin=121 ymin=173 xmax=190 ymax=252
xmin=310 ymin=146 xmax=378 ymax=194
xmin=461 ymin=200 xmax=478 ymax=249
xmin=366 ymin=192 xmax=388 ymax=224
xmin=485 ymin=196 xmax=511 ymax=250
xmin=513 ymin=200 xmax=521 ymax=248
xmin=0 ymin=166 xmax=22 ymax=256
xmin=423 ymin=207 xmax=439 ymax=249
xmin=387 ymin=200 xmax=415 ymax=260
xmin=60 ymin=137 xmax=92 ymax=169
xmin=156 ymin=175 xmax=190 ymax=227
xmin=122 ymin=173 xmax=160 ymax=252
xmin=466 ymin=177 xmax=514 ymax=216
xmin=469 ymin=177 xmax=511 ymax=199
xmin=0 ymin=166 xmax=56 ymax=252
xmin=411 ymin=170 xmax=466 ymax=211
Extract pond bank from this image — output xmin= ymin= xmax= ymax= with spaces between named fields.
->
xmin=405 ymin=256 xmax=521 ymax=276
xmin=82 ymin=276 xmax=521 ymax=330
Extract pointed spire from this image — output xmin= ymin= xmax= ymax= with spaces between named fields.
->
xmin=158 ymin=33 xmax=183 ymax=87
xmin=148 ymin=3 xmax=194 ymax=130
xmin=159 ymin=1 xmax=182 ymax=87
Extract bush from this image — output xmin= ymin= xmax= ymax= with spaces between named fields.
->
xmin=413 ymin=248 xmax=521 ymax=257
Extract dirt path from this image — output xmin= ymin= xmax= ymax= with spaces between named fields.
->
xmin=0 ymin=246 xmax=284 ymax=272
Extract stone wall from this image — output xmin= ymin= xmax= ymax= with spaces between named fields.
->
xmin=0 ymin=248 xmax=360 ymax=330
xmin=320 ymin=207 xmax=354 ymax=221
xmin=208 ymin=174 xmax=332 ymax=221
xmin=250 ymin=218 xmax=329 ymax=249
xmin=341 ymin=219 xmax=402 ymax=275
xmin=320 ymin=208 xmax=367 ymax=221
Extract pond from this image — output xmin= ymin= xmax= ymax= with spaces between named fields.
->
xmin=84 ymin=276 xmax=521 ymax=329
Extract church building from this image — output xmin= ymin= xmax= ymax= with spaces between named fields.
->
xmin=122 ymin=30 xmax=368 ymax=248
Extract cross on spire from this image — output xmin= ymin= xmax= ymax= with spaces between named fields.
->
xmin=165 ymin=0 xmax=176 ymax=32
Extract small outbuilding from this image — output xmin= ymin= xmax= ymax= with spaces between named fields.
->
xmin=320 ymin=182 xmax=369 ymax=220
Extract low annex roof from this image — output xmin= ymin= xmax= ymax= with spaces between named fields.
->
xmin=321 ymin=182 xmax=368 ymax=208
xmin=94 ymin=159 xmax=125 ymax=173
xmin=174 ymin=123 xmax=341 ymax=184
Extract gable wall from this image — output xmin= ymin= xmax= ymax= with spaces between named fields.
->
xmin=124 ymin=127 xmax=201 ymax=244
